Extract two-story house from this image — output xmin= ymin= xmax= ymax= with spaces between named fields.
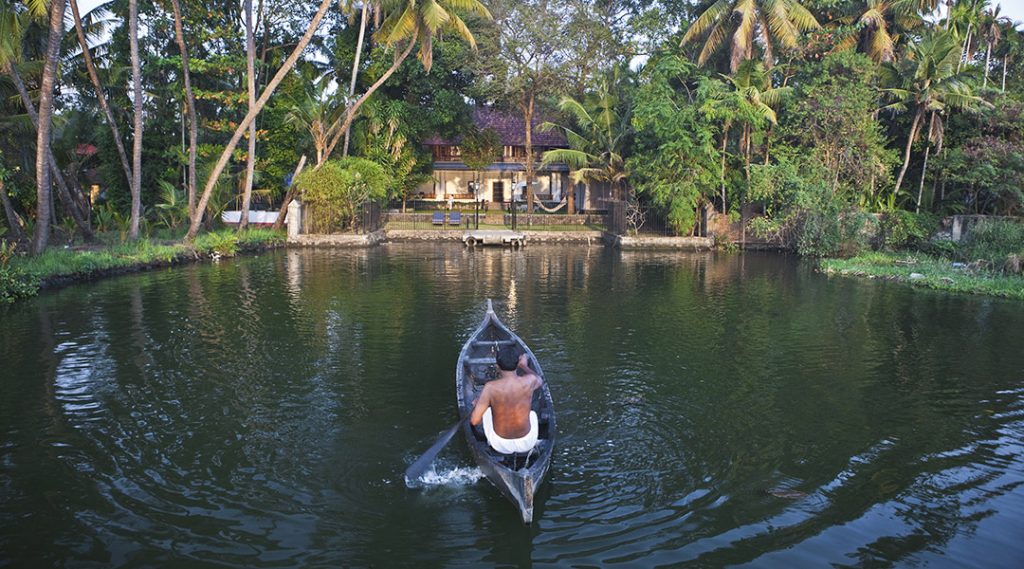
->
xmin=419 ymin=108 xmax=611 ymax=212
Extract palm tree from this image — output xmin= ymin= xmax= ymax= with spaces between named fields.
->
xmin=69 ymin=0 xmax=133 ymax=202
xmin=946 ymin=0 xmax=987 ymax=71
xmin=3 ymin=1 xmax=94 ymax=241
xmin=341 ymin=0 xmax=378 ymax=158
xmin=128 ymin=0 xmax=142 ymax=239
xmin=881 ymin=30 xmax=989 ymax=211
xmin=724 ymin=61 xmax=789 ymax=181
xmin=187 ymin=0 xmax=340 ymax=240
xmin=286 ymin=77 xmax=344 ymax=167
xmin=31 ymin=0 xmax=64 ymax=253
xmin=169 ymin=0 xmax=198 ymax=219
xmin=187 ymin=0 xmax=491 ymax=240
xmin=239 ymin=0 xmax=258 ymax=231
xmin=833 ymin=0 xmax=937 ymax=63
xmin=980 ymin=4 xmax=1011 ymax=88
xmin=680 ymin=0 xmax=820 ymax=72
xmin=320 ymin=0 xmax=492 ymax=161
xmin=540 ymin=79 xmax=632 ymax=209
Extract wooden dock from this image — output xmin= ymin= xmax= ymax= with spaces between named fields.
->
xmin=462 ymin=230 xmax=527 ymax=247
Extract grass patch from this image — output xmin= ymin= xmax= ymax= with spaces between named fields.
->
xmin=2 ymin=229 xmax=285 ymax=303
xmin=820 ymin=251 xmax=1024 ymax=300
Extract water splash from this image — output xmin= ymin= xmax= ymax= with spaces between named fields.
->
xmin=407 ymin=466 xmax=484 ymax=488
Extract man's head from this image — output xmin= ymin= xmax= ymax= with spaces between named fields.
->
xmin=496 ymin=344 xmax=522 ymax=371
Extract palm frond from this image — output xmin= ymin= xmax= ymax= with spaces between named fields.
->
xmin=541 ymin=148 xmax=593 ymax=169
xmin=420 ymin=0 xmax=450 ymax=32
xmin=681 ymin=0 xmax=732 ymax=47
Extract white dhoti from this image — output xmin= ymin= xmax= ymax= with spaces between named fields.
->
xmin=482 ymin=408 xmax=538 ymax=454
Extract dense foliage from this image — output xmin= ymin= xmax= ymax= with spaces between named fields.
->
xmin=1 ymin=0 xmax=1022 ymax=254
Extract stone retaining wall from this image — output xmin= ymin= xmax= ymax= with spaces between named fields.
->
xmin=288 ymin=231 xmax=386 ymax=247
xmin=606 ymin=234 xmax=715 ymax=250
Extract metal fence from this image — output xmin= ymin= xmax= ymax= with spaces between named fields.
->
xmin=605 ymin=200 xmax=708 ymax=237
xmin=300 ymin=201 xmax=385 ymax=234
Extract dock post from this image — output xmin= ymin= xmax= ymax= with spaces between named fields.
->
xmin=288 ymin=199 xmax=303 ymax=237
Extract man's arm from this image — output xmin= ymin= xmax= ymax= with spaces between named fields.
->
xmin=469 ymin=385 xmax=491 ymax=426
xmin=518 ymin=353 xmax=543 ymax=389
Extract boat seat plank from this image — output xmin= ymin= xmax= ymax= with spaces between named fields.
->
xmin=471 ymin=340 xmax=515 ymax=347
xmin=466 ymin=357 xmax=497 ymax=366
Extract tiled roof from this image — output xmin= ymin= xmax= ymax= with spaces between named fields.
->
xmin=423 ymin=107 xmax=567 ymax=147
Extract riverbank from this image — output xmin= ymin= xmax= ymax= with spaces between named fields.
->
xmin=1 ymin=229 xmax=285 ymax=304
xmin=820 ymin=252 xmax=1024 ymax=300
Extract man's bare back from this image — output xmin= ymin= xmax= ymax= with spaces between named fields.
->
xmin=470 ymin=353 xmax=542 ymax=439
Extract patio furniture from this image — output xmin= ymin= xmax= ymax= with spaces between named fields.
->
xmin=432 ymin=212 xmax=445 ymax=226
xmin=449 ymin=211 xmax=462 ymax=226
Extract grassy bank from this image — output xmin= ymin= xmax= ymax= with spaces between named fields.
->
xmin=1 ymin=229 xmax=285 ymax=304
xmin=820 ymin=252 xmax=1024 ymax=300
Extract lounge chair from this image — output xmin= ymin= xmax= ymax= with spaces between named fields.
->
xmin=449 ymin=211 xmax=462 ymax=226
xmin=432 ymin=212 xmax=445 ymax=226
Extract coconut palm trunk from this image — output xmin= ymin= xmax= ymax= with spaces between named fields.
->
xmin=522 ymin=93 xmax=536 ymax=216
xmin=31 ymin=0 xmax=65 ymax=254
xmin=169 ymin=0 xmax=199 ymax=219
xmin=70 ymin=0 xmax=134 ymax=201
xmin=342 ymin=1 xmax=370 ymax=158
xmin=916 ymin=111 xmax=937 ymax=213
xmin=984 ymin=40 xmax=991 ymax=88
xmin=239 ymin=0 xmax=257 ymax=231
xmin=129 ymin=0 xmax=143 ymax=239
xmin=1002 ymin=55 xmax=1008 ymax=91
xmin=187 ymin=0 xmax=338 ymax=240
xmin=893 ymin=108 xmax=924 ymax=198
xmin=9 ymin=64 xmax=94 ymax=239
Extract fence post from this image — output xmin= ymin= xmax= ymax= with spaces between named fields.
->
xmin=288 ymin=199 xmax=303 ymax=237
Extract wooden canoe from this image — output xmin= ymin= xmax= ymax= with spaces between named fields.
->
xmin=456 ymin=300 xmax=556 ymax=524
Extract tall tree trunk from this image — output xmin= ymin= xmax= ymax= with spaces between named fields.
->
xmin=916 ymin=111 xmax=936 ymax=214
xmin=169 ymin=0 xmax=198 ymax=219
xmin=984 ymin=40 xmax=992 ymax=88
xmin=239 ymin=0 xmax=257 ymax=231
xmin=31 ymin=0 xmax=65 ymax=254
xmin=9 ymin=64 xmax=94 ymax=239
xmin=719 ymin=125 xmax=729 ymax=215
xmin=70 ymin=0 xmax=134 ymax=197
xmin=272 ymin=155 xmax=307 ymax=231
xmin=321 ymin=33 xmax=418 ymax=162
xmin=1003 ymin=56 xmax=1008 ymax=92
xmin=342 ymin=1 xmax=370 ymax=158
xmin=521 ymin=92 xmax=536 ymax=216
xmin=187 ymin=0 xmax=338 ymax=240
xmin=129 ymin=0 xmax=143 ymax=239
xmin=958 ymin=25 xmax=972 ymax=73
xmin=893 ymin=108 xmax=923 ymax=198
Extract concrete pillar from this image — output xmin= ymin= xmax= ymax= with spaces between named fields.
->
xmin=288 ymin=199 xmax=303 ymax=237
xmin=951 ymin=215 xmax=963 ymax=242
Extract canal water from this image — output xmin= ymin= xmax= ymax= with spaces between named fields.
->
xmin=2 ymin=245 xmax=1023 ymax=567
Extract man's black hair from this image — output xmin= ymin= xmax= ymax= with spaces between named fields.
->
xmin=496 ymin=344 xmax=522 ymax=371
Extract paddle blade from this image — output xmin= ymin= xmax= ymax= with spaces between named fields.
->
xmin=404 ymin=418 xmax=466 ymax=483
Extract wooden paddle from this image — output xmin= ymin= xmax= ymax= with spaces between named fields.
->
xmin=404 ymin=416 xmax=470 ymax=482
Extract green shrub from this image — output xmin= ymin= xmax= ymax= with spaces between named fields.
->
xmin=960 ymin=219 xmax=1024 ymax=262
xmin=0 ymin=239 xmax=37 ymax=303
xmin=297 ymin=159 xmax=392 ymax=233
xmin=748 ymin=158 xmax=871 ymax=257
xmin=880 ymin=210 xmax=940 ymax=250
xmin=193 ymin=231 xmax=238 ymax=257
xmin=0 ymin=267 xmax=37 ymax=304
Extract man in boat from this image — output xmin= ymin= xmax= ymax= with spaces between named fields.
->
xmin=470 ymin=345 xmax=542 ymax=454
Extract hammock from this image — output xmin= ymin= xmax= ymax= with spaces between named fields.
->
xmin=533 ymin=197 xmax=568 ymax=213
